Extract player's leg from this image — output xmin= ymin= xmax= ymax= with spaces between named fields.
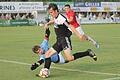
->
xmin=63 ymin=48 xmax=74 ymax=61
xmin=50 ymin=52 xmax=66 ymax=64
xmin=61 ymin=36 xmax=97 ymax=61
xmin=50 ymin=53 xmax=59 ymax=63
xmin=73 ymin=49 xmax=97 ymax=61
xmin=44 ymin=47 xmax=56 ymax=58
xmin=44 ymin=47 xmax=57 ymax=69
xmin=58 ymin=52 xmax=66 ymax=63
xmin=64 ymin=48 xmax=97 ymax=61
xmin=44 ymin=40 xmax=62 ymax=69
xmin=86 ymin=35 xmax=99 ymax=48
xmin=76 ymin=26 xmax=99 ymax=48
xmin=60 ymin=37 xmax=74 ymax=61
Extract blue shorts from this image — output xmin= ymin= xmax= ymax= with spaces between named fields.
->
xmin=39 ymin=53 xmax=59 ymax=63
xmin=51 ymin=53 xmax=65 ymax=63
xmin=51 ymin=53 xmax=59 ymax=63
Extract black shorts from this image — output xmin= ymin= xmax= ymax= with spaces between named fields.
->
xmin=52 ymin=37 xmax=72 ymax=53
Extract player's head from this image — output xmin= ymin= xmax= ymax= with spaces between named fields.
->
xmin=32 ymin=45 xmax=43 ymax=54
xmin=47 ymin=3 xmax=59 ymax=18
xmin=64 ymin=4 xmax=71 ymax=12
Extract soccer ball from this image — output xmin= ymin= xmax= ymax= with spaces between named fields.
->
xmin=38 ymin=68 xmax=50 ymax=78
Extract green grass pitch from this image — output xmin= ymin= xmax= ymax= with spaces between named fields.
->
xmin=0 ymin=24 xmax=120 ymax=80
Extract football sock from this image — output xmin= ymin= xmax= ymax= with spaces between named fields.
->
xmin=73 ymin=50 xmax=89 ymax=60
xmin=38 ymin=59 xmax=44 ymax=65
xmin=87 ymin=36 xmax=99 ymax=48
xmin=65 ymin=60 xmax=69 ymax=63
xmin=87 ymin=36 xmax=96 ymax=44
xmin=44 ymin=58 xmax=51 ymax=69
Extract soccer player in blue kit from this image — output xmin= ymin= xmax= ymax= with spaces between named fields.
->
xmin=31 ymin=28 xmax=66 ymax=70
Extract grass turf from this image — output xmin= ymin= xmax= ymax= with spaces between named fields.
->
xmin=0 ymin=24 xmax=120 ymax=80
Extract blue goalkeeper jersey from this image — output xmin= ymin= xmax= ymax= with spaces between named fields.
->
xmin=40 ymin=39 xmax=49 ymax=53
xmin=39 ymin=39 xmax=59 ymax=63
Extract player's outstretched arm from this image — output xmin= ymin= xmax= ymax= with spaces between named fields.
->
xmin=45 ymin=28 xmax=50 ymax=39
xmin=31 ymin=59 xmax=44 ymax=70
xmin=44 ymin=19 xmax=54 ymax=29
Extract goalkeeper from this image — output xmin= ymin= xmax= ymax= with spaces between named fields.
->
xmin=31 ymin=28 xmax=66 ymax=70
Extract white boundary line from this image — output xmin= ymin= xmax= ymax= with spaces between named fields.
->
xmin=104 ymin=77 xmax=120 ymax=80
xmin=0 ymin=59 xmax=120 ymax=77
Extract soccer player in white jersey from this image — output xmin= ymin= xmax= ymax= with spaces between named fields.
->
xmin=42 ymin=3 xmax=97 ymax=77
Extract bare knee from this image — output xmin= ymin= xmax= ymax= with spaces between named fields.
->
xmin=66 ymin=56 xmax=74 ymax=61
xmin=64 ymin=48 xmax=74 ymax=61
xmin=45 ymin=51 xmax=51 ymax=58
xmin=81 ymin=35 xmax=88 ymax=41
xmin=45 ymin=49 xmax=53 ymax=58
xmin=45 ymin=47 xmax=56 ymax=58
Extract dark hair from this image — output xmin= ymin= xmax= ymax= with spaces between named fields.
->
xmin=32 ymin=45 xmax=40 ymax=53
xmin=64 ymin=4 xmax=71 ymax=8
xmin=47 ymin=3 xmax=59 ymax=12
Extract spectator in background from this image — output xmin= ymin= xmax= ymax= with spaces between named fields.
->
xmin=88 ymin=12 xmax=92 ymax=20
xmin=16 ymin=13 xmax=21 ymax=20
xmin=0 ymin=14 xmax=5 ymax=20
xmin=6 ymin=13 xmax=11 ymax=20
xmin=106 ymin=12 xmax=110 ymax=19
xmin=98 ymin=12 xmax=102 ymax=19
xmin=11 ymin=13 xmax=16 ymax=20
xmin=5 ymin=13 xmax=9 ymax=20
xmin=102 ymin=13 xmax=106 ymax=19
xmin=93 ymin=13 xmax=97 ymax=20
xmin=78 ymin=12 xmax=82 ymax=24
xmin=31 ymin=11 xmax=39 ymax=26
xmin=21 ymin=13 xmax=26 ymax=20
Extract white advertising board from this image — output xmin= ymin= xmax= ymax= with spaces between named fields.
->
xmin=0 ymin=2 xmax=43 ymax=13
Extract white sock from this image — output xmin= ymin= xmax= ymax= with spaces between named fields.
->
xmin=87 ymin=36 xmax=96 ymax=45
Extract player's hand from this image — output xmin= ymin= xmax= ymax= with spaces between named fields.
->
xmin=31 ymin=63 xmax=39 ymax=70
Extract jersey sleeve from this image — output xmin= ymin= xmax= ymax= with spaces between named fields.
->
xmin=59 ymin=16 xmax=66 ymax=24
xmin=40 ymin=39 xmax=49 ymax=53
xmin=39 ymin=54 xmax=45 ymax=61
xmin=56 ymin=14 xmax=68 ymax=25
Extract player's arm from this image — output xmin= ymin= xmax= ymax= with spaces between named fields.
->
xmin=31 ymin=59 xmax=44 ymax=70
xmin=44 ymin=28 xmax=50 ymax=40
xmin=44 ymin=17 xmax=54 ymax=29
xmin=46 ymin=19 xmax=54 ymax=25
